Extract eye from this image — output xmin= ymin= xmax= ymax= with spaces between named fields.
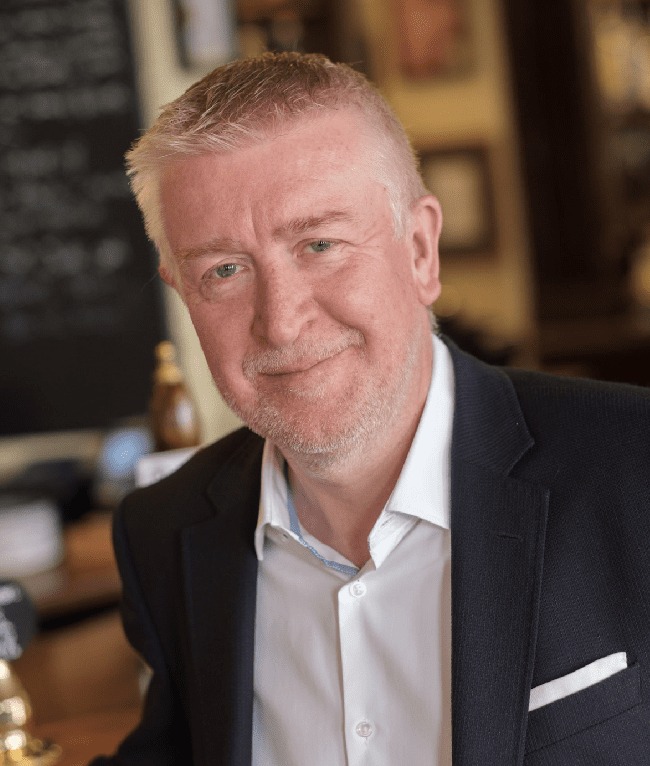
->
xmin=308 ymin=240 xmax=333 ymax=253
xmin=198 ymin=262 xmax=243 ymax=299
xmin=211 ymin=263 xmax=240 ymax=279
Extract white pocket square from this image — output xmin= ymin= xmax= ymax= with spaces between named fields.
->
xmin=529 ymin=651 xmax=628 ymax=712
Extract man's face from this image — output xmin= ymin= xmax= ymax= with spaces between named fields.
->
xmin=159 ymin=109 xmax=441 ymax=459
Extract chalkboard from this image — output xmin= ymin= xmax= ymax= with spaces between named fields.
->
xmin=0 ymin=0 xmax=165 ymax=436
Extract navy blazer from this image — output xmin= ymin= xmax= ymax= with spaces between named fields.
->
xmin=92 ymin=341 xmax=650 ymax=765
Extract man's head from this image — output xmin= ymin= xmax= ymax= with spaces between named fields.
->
xmin=126 ymin=52 xmax=428 ymax=277
xmin=127 ymin=53 xmax=442 ymax=464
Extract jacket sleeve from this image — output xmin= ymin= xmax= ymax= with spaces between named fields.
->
xmin=87 ymin=504 xmax=191 ymax=765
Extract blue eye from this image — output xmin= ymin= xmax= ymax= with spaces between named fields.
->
xmin=309 ymin=240 xmax=332 ymax=253
xmin=214 ymin=263 xmax=239 ymax=278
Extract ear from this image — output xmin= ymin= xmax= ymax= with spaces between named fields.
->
xmin=408 ymin=195 xmax=442 ymax=307
xmin=159 ymin=263 xmax=176 ymax=288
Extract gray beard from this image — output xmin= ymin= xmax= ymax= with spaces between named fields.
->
xmin=218 ymin=332 xmax=422 ymax=471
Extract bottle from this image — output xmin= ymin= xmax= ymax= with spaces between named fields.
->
xmin=149 ymin=341 xmax=201 ymax=451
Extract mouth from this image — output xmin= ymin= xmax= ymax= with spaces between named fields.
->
xmin=244 ymin=332 xmax=363 ymax=381
xmin=264 ymin=354 xmax=336 ymax=377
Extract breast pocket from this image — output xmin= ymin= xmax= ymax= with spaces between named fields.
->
xmin=524 ymin=663 xmax=643 ymax=759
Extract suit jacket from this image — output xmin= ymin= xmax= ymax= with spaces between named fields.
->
xmin=92 ymin=340 xmax=650 ymax=765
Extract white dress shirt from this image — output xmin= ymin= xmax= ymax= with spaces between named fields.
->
xmin=252 ymin=335 xmax=455 ymax=766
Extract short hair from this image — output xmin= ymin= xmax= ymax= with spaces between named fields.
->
xmin=126 ymin=52 xmax=427 ymax=271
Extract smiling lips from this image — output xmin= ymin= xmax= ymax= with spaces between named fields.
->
xmin=265 ymin=356 xmax=334 ymax=376
xmin=253 ymin=350 xmax=343 ymax=382
xmin=242 ymin=329 xmax=364 ymax=381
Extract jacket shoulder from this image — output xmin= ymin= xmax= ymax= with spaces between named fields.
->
xmin=118 ymin=426 xmax=263 ymax=535
xmin=505 ymin=366 xmax=650 ymax=421
xmin=502 ymin=367 xmax=650 ymax=480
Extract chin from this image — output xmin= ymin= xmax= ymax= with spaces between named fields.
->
xmin=218 ymin=375 xmax=369 ymax=450
xmin=242 ymin=399 xmax=387 ymax=463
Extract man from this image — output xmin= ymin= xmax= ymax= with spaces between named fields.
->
xmin=92 ymin=53 xmax=650 ymax=765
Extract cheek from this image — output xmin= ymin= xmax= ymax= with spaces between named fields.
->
xmin=187 ymin=304 xmax=249 ymax=382
xmin=333 ymin=255 xmax=416 ymax=328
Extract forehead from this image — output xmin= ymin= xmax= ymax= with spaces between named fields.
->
xmin=162 ymin=108 xmax=378 ymax=186
xmin=159 ymin=110 xmax=390 ymax=245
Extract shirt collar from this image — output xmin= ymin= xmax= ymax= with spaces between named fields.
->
xmin=254 ymin=440 xmax=290 ymax=560
xmin=384 ymin=333 xmax=453 ymax=530
xmin=254 ymin=334 xmax=455 ymax=561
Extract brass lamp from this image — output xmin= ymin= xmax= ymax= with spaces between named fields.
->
xmin=0 ymin=579 xmax=61 ymax=765
xmin=0 ymin=659 xmax=61 ymax=764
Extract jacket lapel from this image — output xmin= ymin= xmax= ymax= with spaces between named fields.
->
xmin=447 ymin=342 xmax=549 ymax=765
xmin=181 ymin=433 xmax=263 ymax=766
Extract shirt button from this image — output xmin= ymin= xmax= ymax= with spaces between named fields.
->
xmin=355 ymin=721 xmax=373 ymax=738
xmin=349 ymin=580 xmax=366 ymax=598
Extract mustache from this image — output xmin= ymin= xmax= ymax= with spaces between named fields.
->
xmin=243 ymin=329 xmax=364 ymax=378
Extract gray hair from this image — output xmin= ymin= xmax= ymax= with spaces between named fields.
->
xmin=125 ymin=52 xmax=427 ymax=271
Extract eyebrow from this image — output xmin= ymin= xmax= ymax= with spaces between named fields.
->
xmin=272 ymin=210 xmax=356 ymax=239
xmin=176 ymin=237 xmax=242 ymax=265
xmin=175 ymin=210 xmax=357 ymax=264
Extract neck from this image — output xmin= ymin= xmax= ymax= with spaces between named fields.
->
xmin=282 ymin=370 xmax=429 ymax=568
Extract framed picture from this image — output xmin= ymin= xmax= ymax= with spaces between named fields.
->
xmin=419 ymin=145 xmax=496 ymax=255
xmin=392 ymin=0 xmax=474 ymax=79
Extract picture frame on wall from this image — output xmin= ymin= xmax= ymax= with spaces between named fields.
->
xmin=392 ymin=0 xmax=475 ymax=79
xmin=419 ymin=145 xmax=497 ymax=256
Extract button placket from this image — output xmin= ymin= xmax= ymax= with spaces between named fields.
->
xmin=339 ymin=577 xmax=379 ymax=763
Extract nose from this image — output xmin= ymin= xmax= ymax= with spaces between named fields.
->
xmin=252 ymin=261 xmax=316 ymax=347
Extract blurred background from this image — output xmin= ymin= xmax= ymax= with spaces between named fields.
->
xmin=0 ymin=0 xmax=648 ymax=759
